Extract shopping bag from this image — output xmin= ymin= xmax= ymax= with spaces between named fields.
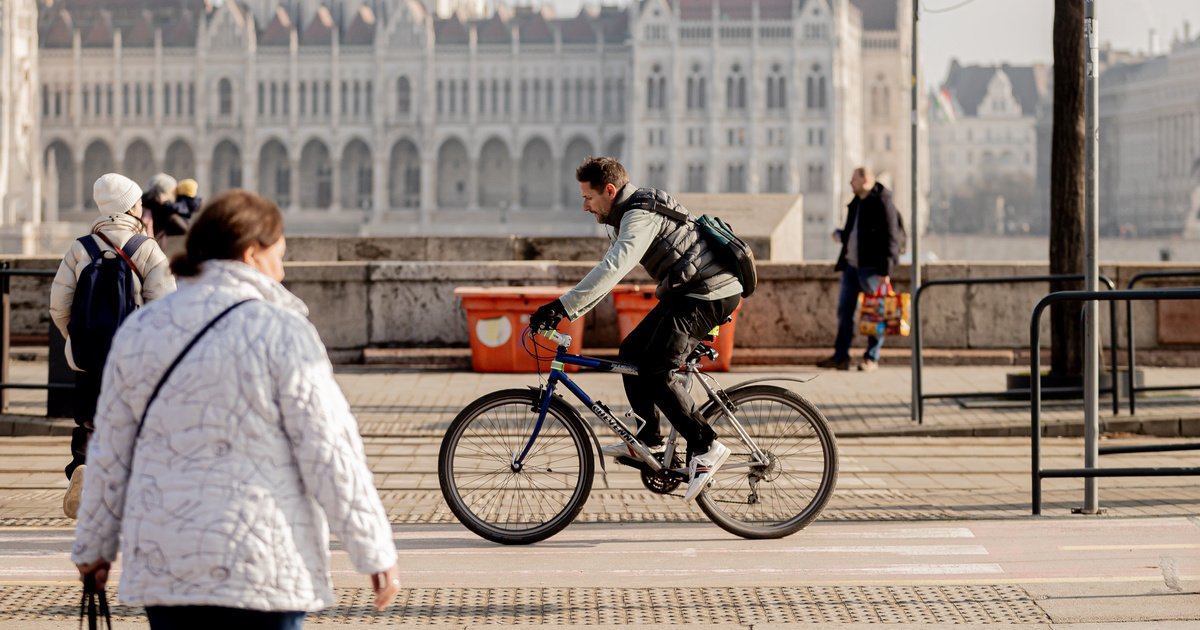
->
xmin=857 ymin=279 xmax=911 ymax=337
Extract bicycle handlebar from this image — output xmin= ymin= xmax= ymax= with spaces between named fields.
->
xmin=538 ymin=329 xmax=572 ymax=348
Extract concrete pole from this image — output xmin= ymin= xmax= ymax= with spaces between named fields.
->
xmin=1082 ymin=0 xmax=1101 ymax=513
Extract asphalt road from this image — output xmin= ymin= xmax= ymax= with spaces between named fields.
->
xmin=2 ymin=518 xmax=1197 ymax=627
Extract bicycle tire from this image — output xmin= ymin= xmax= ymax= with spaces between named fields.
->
xmin=438 ymin=388 xmax=594 ymax=544
xmin=695 ymin=385 xmax=838 ymax=539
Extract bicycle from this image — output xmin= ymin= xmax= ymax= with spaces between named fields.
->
xmin=438 ymin=328 xmax=839 ymax=545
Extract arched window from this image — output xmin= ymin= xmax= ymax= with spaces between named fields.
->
xmin=726 ymin=64 xmax=747 ymax=110
xmin=647 ymin=65 xmax=667 ymax=110
xmin=218 ymin=78 xmax=233 ymax=115
xmin=397 ymin=76 xmax=410 ymax=114
xmin=686 ymin=66 xmax=706 ymax=111
xmin=806 ymin=64 xmax=826 ymax=110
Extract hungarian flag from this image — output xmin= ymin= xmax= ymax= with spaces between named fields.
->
xmin=934 ymin=87 xmax=956 ymax=123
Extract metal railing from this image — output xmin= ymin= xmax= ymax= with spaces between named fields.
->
xmin=911 ymin=274 xmax=1118 ymax=424
xmin=1124 ymin=270 xmax=1200 ymax=415
xmin=0 ymin=264 xmax=72 ymax=412
xmin=1030 ymin=288 xmax=1200 ymax=515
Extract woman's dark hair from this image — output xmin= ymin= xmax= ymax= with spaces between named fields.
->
xmin=171 ymin=189 xmax=284 ymax=277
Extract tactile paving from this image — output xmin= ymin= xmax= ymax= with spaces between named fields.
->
xmin=0 ymin=584 xmax=1050 ymax=624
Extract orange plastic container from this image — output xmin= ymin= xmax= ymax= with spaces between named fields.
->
xmin=454 ymin=286 xmax=585 ymax=372
xmin=611 ymin=284 xmax=739 ymax=371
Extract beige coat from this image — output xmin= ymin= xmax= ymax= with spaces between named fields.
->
xmin=49 ymin=212 xmax=177 ymax=371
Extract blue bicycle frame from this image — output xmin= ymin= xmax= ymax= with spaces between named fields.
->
xmin=512 ymin=333 xmax=644 ymax=470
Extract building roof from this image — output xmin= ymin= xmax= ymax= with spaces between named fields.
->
xmin=343 ymin=5 xmax=377 ymax=46
xmin=123 ymin=11 xmax=154 ymax=46
xmin=477 ymin=11 xmax=512 ymax=45
xmin=301 ymin=6 xmax=335 ymax=45
xmin=849 ymin=0 xmax=897 ymax=31
xmin=942 ymin=60 xmax=1048 ymax=117
xmin=759 ymin=0 xmax=793 ymax=20
xmin=598 ymin=6 xmax=628 ymax=43
xmin=260 ymin=6 xmax=293 ymax=46
xmin=558 ymin=9 xmax=596 ymax=44
xmin=514 ymin=7 xmax=554 ymax=44
xmin=434 ymin=13 xmax=468 ymax=44
xmin=81 ymin=11 xmax=113 ymax=47
xmin=43 ymin=10 xmax=75 ymax=48
xmin=163 ymin=10 xmax=195 ymax=47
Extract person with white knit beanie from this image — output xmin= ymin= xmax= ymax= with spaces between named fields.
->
xmin=49 ymin=173 xmax=177 ymax=518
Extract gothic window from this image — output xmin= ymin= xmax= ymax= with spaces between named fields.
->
xmin=436 ymin=80 xmax=444 ymax=114
xmin=686 ymin=163 xmax=707 ymax=192
xmin=806 ymin=64 xmax=826 ymax=110
xmin=726 ymin=64 xmax=746 ymax=110
xmin=686 ymin=65 xmax=707 ymax=111
xmin=726 ymin=163 xmax=745 ymax=192
xmin=448 ymin=80 xmax=456 ymax=114
xmin=807 ymin=163 xmax=825 ymax=192
xmin=300 ymin=82 xmax=307 ymax=115
xmin=218 ymin=78 xmax=233 ymax=115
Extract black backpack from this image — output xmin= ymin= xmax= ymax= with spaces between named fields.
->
xmin=67 ymin=233 xmax=149 ymax=373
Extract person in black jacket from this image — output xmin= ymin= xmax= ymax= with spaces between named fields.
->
xmin=818 ymin=166 xmax=906 ymax=372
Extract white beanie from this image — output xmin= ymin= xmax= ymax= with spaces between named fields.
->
xmin=93 ymin=173 xmax=142 ymax=215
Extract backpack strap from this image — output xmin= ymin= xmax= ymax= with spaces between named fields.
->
xmin=92 ymin=233 xmax=145 ymax=282
xmin=77 ymin=235 xmax=103 ymax=264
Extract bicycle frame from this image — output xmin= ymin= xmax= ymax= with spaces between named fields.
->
xmin=512 ymin=335 xmax=770 ymax=474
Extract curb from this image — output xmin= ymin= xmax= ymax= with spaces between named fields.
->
xmin=0 ymin=414 xmax=73 ymax=437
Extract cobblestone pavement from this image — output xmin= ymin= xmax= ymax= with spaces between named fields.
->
xmin=3 ymin=362 xmax=1200 ymax=526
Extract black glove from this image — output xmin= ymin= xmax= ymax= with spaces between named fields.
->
xmin=529 ymin=299 xmax=567 ymax=332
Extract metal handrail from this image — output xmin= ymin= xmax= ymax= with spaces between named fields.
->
xmin=1124 ymin=270 xmax=1200 ymax=415
xmin=1030 ymin=288 xmax=1200 ymax=515
xmin=912 ymin=274 xmax=1118 ymax=424
xmin=0 ymin=264 xmax=68 ymax=412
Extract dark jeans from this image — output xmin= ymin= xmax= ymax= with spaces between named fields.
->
xmin=617 ymin=293 xmax=741 ymax=454
xmin=146 ymin=606 xmax=306 ymax=630
xmin=834 ymin=264 xmax=884 ymax=363
xmin=66 ymin=368 xmax=102 ymax=480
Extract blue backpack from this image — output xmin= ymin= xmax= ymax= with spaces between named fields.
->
xmin=67 ymin=233 xmax=149 ymax=373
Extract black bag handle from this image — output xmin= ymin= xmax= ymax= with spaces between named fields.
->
xmin=134 ymin=299 xmax=255 ymax=447
xmin=80 ymin=573 xmax=112 ymax=630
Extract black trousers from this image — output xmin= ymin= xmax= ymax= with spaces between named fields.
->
xmin=66 ymin=368 xmax=102 ymax=480
xmin=617 ymin=293 xmax=741 ymax=454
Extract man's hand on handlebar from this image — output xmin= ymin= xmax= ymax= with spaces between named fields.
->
xmin=530 ymin=299 xmax=567 ymax=332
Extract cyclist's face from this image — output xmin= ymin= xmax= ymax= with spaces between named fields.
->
xmin=580 ymin=182 xmax=617 ymax=224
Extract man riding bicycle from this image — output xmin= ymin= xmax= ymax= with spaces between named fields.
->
xmin=528 ymin=157 xmax=742 ymax=502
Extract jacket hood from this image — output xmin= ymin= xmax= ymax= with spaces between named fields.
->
xmin=90 ymin=211 xmax=146 ymax=235
xmin=183 ymin=259 xmax=310 ymax=318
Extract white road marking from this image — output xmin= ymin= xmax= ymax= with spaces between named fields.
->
xmin=390 ymin=545 xmax=990 ymax=556
xmin=833 ymin=563 xmax=1005 ymax=575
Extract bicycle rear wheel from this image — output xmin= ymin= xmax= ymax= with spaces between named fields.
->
xmin=696 ymin=385 xmax=838 ymax=539
xmin=438 ymin=389 xmax=594 ymax=544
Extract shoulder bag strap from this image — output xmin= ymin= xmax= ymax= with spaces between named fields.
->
xmin=77 ymin=235 xmax=102 ymax=263
xmin=134 ymin=299 xmax=256 ymax=446
xmin=93 ymin=232 xmax=144 ymax=282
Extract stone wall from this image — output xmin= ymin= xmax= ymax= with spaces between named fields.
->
xmin=8 ymin=258 xmax=1199 ymax=358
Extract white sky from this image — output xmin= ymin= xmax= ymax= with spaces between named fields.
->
xmin=547 ymin=0 xmax=1200 ymax=87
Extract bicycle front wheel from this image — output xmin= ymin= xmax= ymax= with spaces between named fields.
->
xmin=696 ymin=385 xmax=838 ymax=539
xmin=438 ymin=389 xmax=594 ymax=544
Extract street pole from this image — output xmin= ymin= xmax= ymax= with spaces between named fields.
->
xmin=909 ymin=0 xmax=922 ymax=423
xmin=1082 ymin=0 xmax=1101 ymax=514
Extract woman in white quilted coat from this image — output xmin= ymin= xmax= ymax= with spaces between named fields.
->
xmin=71 ymin=190 xmax=400 ymax=629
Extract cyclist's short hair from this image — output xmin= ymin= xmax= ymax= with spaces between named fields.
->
xmin=575 ymin=157 xmax=629 ymax=192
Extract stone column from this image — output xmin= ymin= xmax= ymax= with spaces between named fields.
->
xmin=372 ymin=156 xmax=386 ymax=221
xmin=510 ymin=155 xmax=521 ymax=210
xmin=289 ymin=157 xmax=301 ymax=212
xmin=466 ymin=156 xmax=479 ymax=211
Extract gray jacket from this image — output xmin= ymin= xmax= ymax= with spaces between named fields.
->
xmin=559 ymin=185 xmax=740 ymax=320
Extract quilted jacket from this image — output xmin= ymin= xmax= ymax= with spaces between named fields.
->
xmin=49 ymin=212 xmax=177 ymax=371
xmin=70 ymin=260 xmax=397 ymax=612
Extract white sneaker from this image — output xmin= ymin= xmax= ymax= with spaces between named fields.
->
xmin=601 ymin=442 xmax=665 ymax=459
xmin=64 ymin=465 xmax=85 ymax=519
xmin=683 ymin=442 xmax=731 ymax=502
